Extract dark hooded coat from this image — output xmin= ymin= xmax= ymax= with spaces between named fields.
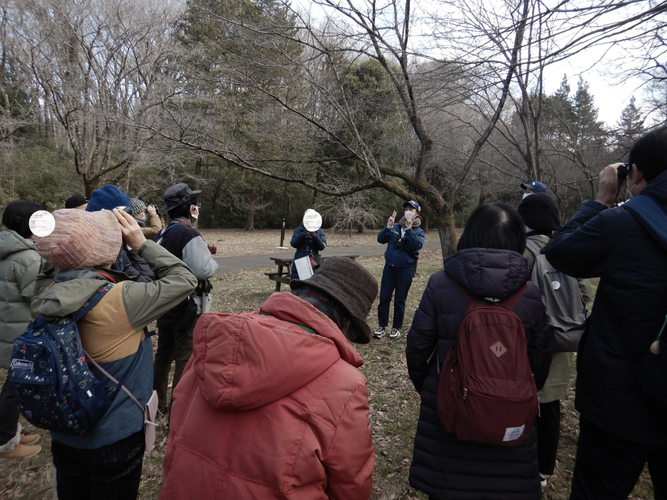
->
xmin=406 ymin=248 xmax=552 ymax=500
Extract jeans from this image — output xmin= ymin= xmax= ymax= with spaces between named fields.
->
xmin=377 ymin=264 xmax=414 ymax=330
xmin=52 ymin=430 xmax=145 ymax=500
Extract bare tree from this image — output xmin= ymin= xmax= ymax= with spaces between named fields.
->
xmin=8 ymin=0 xmax=180 ymax=196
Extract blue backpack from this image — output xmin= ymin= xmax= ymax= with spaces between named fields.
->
xmin=9 ymin=283 xmax=128 ymax=435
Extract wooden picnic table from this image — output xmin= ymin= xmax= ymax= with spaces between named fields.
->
xmin=266 ymin=255 xmax=360 ymax=291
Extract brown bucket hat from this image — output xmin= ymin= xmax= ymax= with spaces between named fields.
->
xmin=291 ymin=257 xmax=378 ymax=343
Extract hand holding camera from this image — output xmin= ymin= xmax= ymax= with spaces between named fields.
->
xmin=147 ymin=204 xmax=157 ymax=216
xmin=595 ymin=163 xmax=628 ymax=207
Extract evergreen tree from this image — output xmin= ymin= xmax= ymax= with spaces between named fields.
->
xmin=614 ymin=96 xmax=645 ymax=156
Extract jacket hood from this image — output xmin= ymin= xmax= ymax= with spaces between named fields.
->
xmin=191 ymin=292 xmax=364 ymax=411
xmin=443 ymin=248 xmax=529 ymax=300
xmin=0 ymin=230 xmax=35 ymax=260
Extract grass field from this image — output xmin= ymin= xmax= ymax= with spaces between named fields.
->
xmin=0 ymin=229 xmax=655 ymax=499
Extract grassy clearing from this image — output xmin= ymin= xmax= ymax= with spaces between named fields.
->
xmin=0 ymin=230 xmax=656 ymax=499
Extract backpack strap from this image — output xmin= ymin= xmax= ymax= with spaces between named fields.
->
xmin=623 ymin=195 xmax=667 ymax=250
xmin=70 ymin=283 xmax=115 ymax=323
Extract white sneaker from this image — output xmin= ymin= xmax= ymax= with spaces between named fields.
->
xmin=539 ymin=473 xmax=548 ymax=487
xmin=388 ymin=328 xmax=401 ymax=339
xmin=373 ymin=326 xmax=386 ymax=338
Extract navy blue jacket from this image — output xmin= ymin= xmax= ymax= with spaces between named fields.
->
xmin=406 ymin=248 xmax=552 ymax=500
xmin=544 ymin=170 xmax=667 ymax=446
xmin=377 ymin=222 xmax=425 ymax=268
xmin=289 ymin=227 xmax=326 ymax=280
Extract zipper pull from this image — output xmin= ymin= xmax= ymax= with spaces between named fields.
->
xmin=463 ymin=387 xmax=468 ymax=400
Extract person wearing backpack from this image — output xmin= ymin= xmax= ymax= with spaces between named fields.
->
xmin=517 ymin=193 xmax=593 ymax=487
xmin=32 ymin=208 xmax=197 ymax=500
xmin=544 ymin=127 xmax=667 ymax=499
xmin=406 ymin=203 xmax=552 ymax=500
xmin=0 ymin=201 xmax=43 ymax=461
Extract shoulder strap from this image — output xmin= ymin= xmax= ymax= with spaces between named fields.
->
xmin=84 ymin=352 xmax=144 ymax=412
xmin=70 ymin=283 xmax=115 ymax=323
xmin=623 ymin=195 xmax=667 ymax=249
xmin=155 ymin=221 xmax=185 ymax=245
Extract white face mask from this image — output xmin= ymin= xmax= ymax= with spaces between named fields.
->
xmin=626 ymin=182 xmax=635 ymax=199
xmin=522 ymin=192 xmax=531 ymax=199
xmin=190 ymin=204 xmax=199 ymax=220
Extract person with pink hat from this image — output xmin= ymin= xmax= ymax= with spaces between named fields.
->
xmin=34 ymin=208 xmax=197 ymax=500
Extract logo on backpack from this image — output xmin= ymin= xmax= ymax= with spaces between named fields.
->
xmin=437 ymin=284 xmax=539 ymax=446
xmin=10 ymin=359 xmax=34 ymax=371
xmin=9 ymin=284 xmax=116 ymax=435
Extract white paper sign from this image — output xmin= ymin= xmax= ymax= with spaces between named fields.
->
xmin=294 ymin=256 xmax=314 ymax=279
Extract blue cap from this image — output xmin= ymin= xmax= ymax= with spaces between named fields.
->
xmin=520 ymin=181 xmax=547 ymax=193
xmin=85 ymin=185 xmax=131 ymax=212
xmin=403 ymin=200 xmax=421 ymax=212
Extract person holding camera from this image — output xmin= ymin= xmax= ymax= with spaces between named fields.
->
xmin=544 ymin=126 xmax=667 ymax=499
xmin=289 ymin=209 xmax=327 ymax=281
xmin=34 ymin=208 xmax=197 ymax=499
xmin=129 ymin=198 xmax=163 ymax=240
xmin=374 ymin=200 xmax=425 ymax=340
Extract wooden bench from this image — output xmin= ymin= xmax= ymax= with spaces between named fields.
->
xmin=268 ymin=255 xmax=360 ymax=292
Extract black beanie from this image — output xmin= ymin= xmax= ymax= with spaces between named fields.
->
xmin=2 ymin=201 xmax=43 ymax=239
xmin=517 ymin=193 xmax=560 ymax=236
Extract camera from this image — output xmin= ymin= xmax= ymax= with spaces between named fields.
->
xmin=617 ymin=163 xmax=633 ymax=182
xmin=394 ymin=238 xmax=405 ymax=250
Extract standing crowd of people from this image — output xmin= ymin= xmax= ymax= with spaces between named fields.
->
xmin=1 ymin=126 xmax=667 ymax=500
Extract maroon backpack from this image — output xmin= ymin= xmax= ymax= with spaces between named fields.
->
xmin=437 ymin=284 xmax=539 ymax=446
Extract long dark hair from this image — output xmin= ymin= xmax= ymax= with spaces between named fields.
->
xmin=457 ymin=203 xmax=526 ymax=254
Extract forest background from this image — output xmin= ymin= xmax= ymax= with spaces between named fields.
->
xmin=1 ymin=0 xmax=666 ymax=255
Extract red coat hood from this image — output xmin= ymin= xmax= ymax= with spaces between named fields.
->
xmin=191 ymin=292 xmax=365 ymax=411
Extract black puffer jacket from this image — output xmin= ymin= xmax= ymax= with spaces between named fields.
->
xmin=406 ymin=248 xmax=552 ymax=500
xmin=545 ymin=169 xmax=667 ymax=446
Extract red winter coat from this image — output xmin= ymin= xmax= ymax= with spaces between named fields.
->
xmin=160 ymin=292 xmax=374 ymax=500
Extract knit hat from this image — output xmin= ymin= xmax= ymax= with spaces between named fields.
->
xmin=36 ymin=209 xmax=121 ymax=270
xmin=64 ymin=195 xmax=88 ymax=209
xmin=517 ymin=192 xmax=560 ymax=236
xmin=520 ymin=181 xmax=547 ymax=193
xmin=2 ymin=201 xmax=42 ymax=239
xmin=161 ymin=183 xmax=201 ymax=212
xmin=86 ymin=185 xmax=131 ymax=213
xmin=129 ymin=198 xmax=146 ymax=216
xmin=291 ymin=257 xmax=378 ymax=343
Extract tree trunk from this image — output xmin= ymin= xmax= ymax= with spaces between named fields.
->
xmin=244 ymin=187 xmax=257 ymax=231
xmin=435 ymin=204 xmax=457 ymax=265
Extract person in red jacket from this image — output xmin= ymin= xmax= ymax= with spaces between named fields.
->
xmin=160 ymin=257 xmax=378 ymax=500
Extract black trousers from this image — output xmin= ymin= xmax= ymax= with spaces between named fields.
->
xmin=52 ymin=430 xmax=145 ymax=500
xmin=0 ymin=377 xmax=20 ymax=447
xmin=570 ymin=416 xmax=667 ymax=500
xmin=536 ymin=400 xmax=561 ymax=475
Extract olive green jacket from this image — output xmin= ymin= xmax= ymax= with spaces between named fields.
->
xmin=0 ymin=230 xmax=41 ymax=368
